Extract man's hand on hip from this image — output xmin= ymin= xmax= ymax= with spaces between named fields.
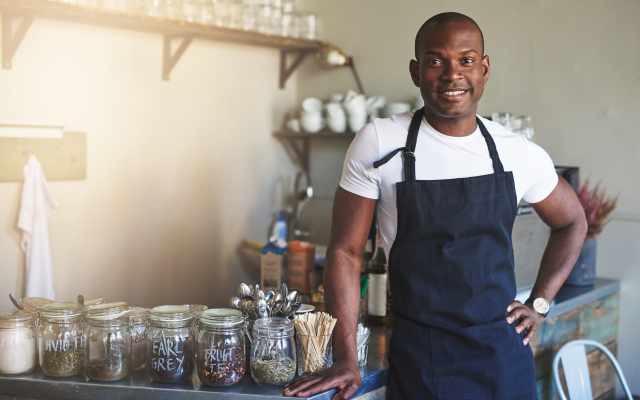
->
xmin=283 ymin=358 xmax=361 ymax=399
xmin=506 ymin=300 xmax=543 ymax=346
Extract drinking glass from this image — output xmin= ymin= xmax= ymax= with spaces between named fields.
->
xmin=163 ymin=0 xmax=184 ymax=19
xmin=228 ymin=0 xmax=244 ymax=29
xmin=301 ymin=12 xmax=316 ymax=40
xmin=213 ymin=0 xmax=230 ymax=27
xmin=242 ymin=0 xmax=257 ymax=31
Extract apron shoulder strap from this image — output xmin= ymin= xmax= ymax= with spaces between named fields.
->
xmin=475 ymin=117 xmax=505 ymax=173
xmin=373 ymin=108 xmax=424 ymax=182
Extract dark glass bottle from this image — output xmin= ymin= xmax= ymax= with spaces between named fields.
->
xmin=367 ymin=223 xmax=387 ymax=325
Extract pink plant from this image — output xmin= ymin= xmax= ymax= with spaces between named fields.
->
xmin=577 ymin=179 xmax=617 ymax=239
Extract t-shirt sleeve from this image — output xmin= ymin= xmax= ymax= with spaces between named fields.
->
xmin=339 ymin=121 xmax=381 ymax=199
xmin=523 ymin=140 xmax=558 ymax=204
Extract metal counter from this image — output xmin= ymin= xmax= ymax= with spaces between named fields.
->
xmin=0 ymin=278 xmax=619 ymax=399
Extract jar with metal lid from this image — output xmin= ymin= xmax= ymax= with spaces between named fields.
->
xmin=0 ymin=310 xmax=37 ymax=375
xmin=83 ymin=298 xmax=104 ymax=308
xmin=128 ymin=307 xmax=148 ymax=371
xmin=147 ymin=305 xmax=195 ymax=383
xmin=250 ymin=317 xmax=296 ymax=385
xmin=84 ymin=302 xmax=132 ymax=381
xmin=197 ymin=308 xmax=245 ymax=387
xmin=38 ymin=302 xmax=85 ymax=377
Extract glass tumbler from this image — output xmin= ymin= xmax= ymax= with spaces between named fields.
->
xmin=84 ymin=302 xmax=132 ymax=381
xmin=296 ymin=333 xmax=332 ymax=375
xmin=250 ymin=318 xmax=296 ymax=385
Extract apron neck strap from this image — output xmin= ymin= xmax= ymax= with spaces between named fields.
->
xmin=476 ymin=116 xmax=505 ymax=173
xmin=401 ymin=107 xmax=424 ymax=182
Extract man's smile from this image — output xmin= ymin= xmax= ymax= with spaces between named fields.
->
xmin=438 ymin=89 xmax=469 ymax=101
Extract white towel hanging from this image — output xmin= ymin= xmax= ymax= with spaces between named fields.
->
xmin=17 ymin=155 xmax=58 ymax=299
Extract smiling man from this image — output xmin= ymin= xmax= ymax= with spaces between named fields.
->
xmin=284 ymin=12 xmax=587 ymax=400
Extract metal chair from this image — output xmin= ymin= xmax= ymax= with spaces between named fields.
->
xmin=553 ymin=339 xmax=634 ymax=400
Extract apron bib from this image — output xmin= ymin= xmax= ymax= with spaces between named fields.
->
xmin=374 ymin=109 xmax=536 ymax=400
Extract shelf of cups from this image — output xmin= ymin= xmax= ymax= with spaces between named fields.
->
xmin=0 ymin=0 xmax=331 ymax=83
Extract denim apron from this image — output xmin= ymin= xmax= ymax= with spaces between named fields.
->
xmin=374 ymin=108 xmax=537 ymax=400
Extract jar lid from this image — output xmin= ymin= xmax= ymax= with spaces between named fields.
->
xmin=86 ymin=302 xmax=129 ymax=320
xmin=183 ymin=304 xmax=209 ymax=312
xmin=200 ymin=308 xmax=243 ymax=327
xmin=0 ymin=310 xmax=35 ymax=329
xmin=149 ymin=305 xmax=193 ymax=322
xmin=128 ymin=307 xmax=148 ymax=317
xmin=41 ymin=302 xmax=84 ymax=318
xmin=252 ymin=317 xmax=294 ymax=337
xmin=21 ymin=297 xmax=54 ymax=312
xmin=84 ymin=298 xmax=104 ymax=308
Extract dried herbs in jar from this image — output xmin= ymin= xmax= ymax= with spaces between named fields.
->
xmin=38 ymin=303 xmax=85 ymax=377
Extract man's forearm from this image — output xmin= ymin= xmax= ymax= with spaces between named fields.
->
xmin=324 ymin=247 xmax=363 ymax=365
xmin=530 ymin=221 xmax=587 ymax=302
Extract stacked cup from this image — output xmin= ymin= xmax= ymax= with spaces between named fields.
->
xmin=326 ymin=94 xmax=347 ymax=133
xmin=300 ymin=98 xmax=326 ymax=133
xmin=343 ymin=91 xmax=367 ymax=133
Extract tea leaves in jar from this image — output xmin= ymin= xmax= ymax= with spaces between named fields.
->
xmin=147 ymin=306 xmax=195 ymax=383
xmin=86 ymin=355 xmax=131 ymax=380
xmin=198 ymin=344 xmax=244 ymax=386
xmin=39 ymin=303 xmax=85 ymax=377
xmin=251 ymin=354 xmax=295 ymax=384
xmin=196 ymin=308 xmax=245 ymax=387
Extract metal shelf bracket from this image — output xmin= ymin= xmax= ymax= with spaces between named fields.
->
xmin=2 ymin=13 xmax=34 ymax=69
xmin=162 ymin=34 xmax=194 ymax=81
xmin=279 ymin=49 xmax=308 ymax=89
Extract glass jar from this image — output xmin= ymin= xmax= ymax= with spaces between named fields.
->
xmin=184 ymin=304 xmax=208 ymax=339
xmin=0 ymin=310 xmax=37 ymax=375
xmin=85 ymin=302 xmax=132 ymax=381
xmin=250 ymin=317 xmax=295 ymax=385
xmin=83 ymin=298 xmax=105 ymax=308
xmin=128 ymin=307 xmax=148 ymax=371
xmin=38 ymin=302 xmax=85 ymax=377
xmin=147 ymin=305 xmax=195 ymax=383
xmin=197 ymin=308 xmax=245 ymax=387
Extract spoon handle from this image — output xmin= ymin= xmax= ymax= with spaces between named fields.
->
xmin=77 ymin=295 xmax=85 ymax=307
xmin=9 ymin=294 xmax=24 ymax=310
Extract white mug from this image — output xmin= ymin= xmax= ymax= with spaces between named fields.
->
xmin=348 ymin=111 xmax=367 ymax=133
xmin=301 ymin=97 xmax=323 ymax=113
xmin=301 ymin=112 xmax=326 ymax=133
xmin=326 ymin=103 xmax=347 ymax=133
xmin=286 ymin=118 xmax=301 ymax=133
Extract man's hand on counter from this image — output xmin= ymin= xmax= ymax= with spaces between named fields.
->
xmin=506 ymin=300 xmax=543 ymax=345
xmin=282 ymin=358 xmax=361 ymax=399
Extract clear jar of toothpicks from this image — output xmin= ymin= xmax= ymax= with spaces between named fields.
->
xmin=292 ymin=312 xmax=336 ymax=376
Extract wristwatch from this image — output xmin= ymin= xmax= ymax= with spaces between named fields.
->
xmin=525 ymin=297 xmax=550 ymax=317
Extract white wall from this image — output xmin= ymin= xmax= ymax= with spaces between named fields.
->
xmin=0 ymin=17 xmax=296 ymax=309
xmin=295 ymin=0 xmax=640 ymax=392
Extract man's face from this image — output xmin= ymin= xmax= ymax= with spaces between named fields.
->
xmin=410 ymin=22 xmax=489 ymax=121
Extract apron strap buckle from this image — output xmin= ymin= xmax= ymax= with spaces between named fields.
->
xmin=402 ymin=151 xmax=416 ymax=161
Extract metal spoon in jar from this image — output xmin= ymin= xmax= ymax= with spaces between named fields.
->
xmin=229 ymin=297 xmax=241 ymax=309
xmin=239 ymin=283 xmax=252 ymax=299
xmin=286 ymin=291 xmax=299 ymax=304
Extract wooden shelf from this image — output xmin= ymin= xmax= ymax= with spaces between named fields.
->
xmin=274 ymin=128 xmax=356 ymax=175
xmin=0 ymin=0 xmax=335 ymax=83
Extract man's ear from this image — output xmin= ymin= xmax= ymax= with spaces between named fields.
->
xmin=482 ymin=55 xmax=490 ymax=84
xmin=410 ymin=59 xmax=420 ymax=87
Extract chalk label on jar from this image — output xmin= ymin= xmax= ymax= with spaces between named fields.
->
xmin=204 ymin=346 xmax=233 ymax=373
xmin=151 ymin=338 xmax=185 ymax=372
xmin=45 ymin=336 xmax=84 ymax=351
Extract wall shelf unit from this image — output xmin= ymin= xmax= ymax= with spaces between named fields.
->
xmin=0 ymin=0 xmax=334 ymax=84
xmin=273 ymin=129 xmax=356 ymax=175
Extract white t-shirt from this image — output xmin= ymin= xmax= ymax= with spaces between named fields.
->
xmin=339 ymin=110 xmax=558 ymax=259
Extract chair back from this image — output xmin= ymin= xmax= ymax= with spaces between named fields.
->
xmin=552 ymin=339 xmax=633 ymax=400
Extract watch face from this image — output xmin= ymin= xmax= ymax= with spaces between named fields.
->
xmin=533 ymin=298 xmax=549 ymax=314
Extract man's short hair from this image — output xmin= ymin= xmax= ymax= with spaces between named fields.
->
xmin=414 ymin=12 xmax=485 ymax=60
